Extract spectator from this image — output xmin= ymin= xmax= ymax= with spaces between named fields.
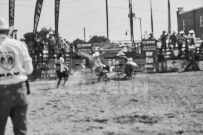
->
xmin=148 ymin=32 xmax=156 ymax=40
xmin=177 ymin=30 xmax=186 ymax=57
xmin=169 ymin=31 xmax=177 ymax=50
xmin=33 ymin=36 xmax=44 ymax=63
xmin=48 ymin=33 xmax=56 ymax=59
xmin=187 ymin=30 xmax=196 ymax=46
xmin=160 ymin=30 xmax=168 ymax=54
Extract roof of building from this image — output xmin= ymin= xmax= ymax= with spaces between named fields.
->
xmin=179 ymin=6 xmax=203 ymax=14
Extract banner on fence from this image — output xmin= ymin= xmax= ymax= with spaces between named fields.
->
xmin=9 ymin=0 xmax=15 ymax=27
xmin=142 ymin=39 xmax=157 ymax=72
xmin=41 ymin=69 xmax=56 ymax=78
xmin=75 ymin=43 xmax=93 ymax=54
xmin=55 ymin=0 xmax=60 ymax=47
xmin=33 ymin=0 xmax=43 ymax=34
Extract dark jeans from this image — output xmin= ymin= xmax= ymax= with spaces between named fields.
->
xmin=178 ymin=43 xmax=182 ymax=52
xmin=0 ymin=83 xmax=28 ymax=135
xmin=160 ymin=42 xmax=167 ymax=54
xmin=169 ymin=42 xmax=176 ymax=50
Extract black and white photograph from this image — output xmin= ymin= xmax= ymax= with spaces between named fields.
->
xmin=0 ymin=0 xmax=203 ymax=135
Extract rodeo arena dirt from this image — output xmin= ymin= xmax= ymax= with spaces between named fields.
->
xmin=4 ymin=37 xmax=203 ymax=135
xmin=5 ymin=66 xmax=203 ymax=135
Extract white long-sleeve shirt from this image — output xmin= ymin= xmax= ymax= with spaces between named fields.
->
xmin=55 ymin=57 xmax=66 ymax=72
xmin=0 ymin=36 xmax=33 ymax=85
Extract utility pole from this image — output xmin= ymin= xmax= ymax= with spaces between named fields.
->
xmin=106 ymin=0 xmax=109 ymax=41
xmin=168 ymin=0 xmax=171 ymax=35
xmin=84 ymin=27 xmax=86 ymax=42
xmin=139 ymin=18 xmax=143 ymax=40
xmin=128 ymin=0 xmax=135 ymax=46
xmin=150 ymin=0 xmax=154 ymax=33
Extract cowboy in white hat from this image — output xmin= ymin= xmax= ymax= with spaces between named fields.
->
xmin=188 ymin=30 xmax=196 ymax=45
xmin=177 ymin=30 xmax=186 ymax=57
xmin=92 ymin=52 xmax=107 ymax=81
xmin=169 ymin=30 xmax=177 ymax=50
xmin=0 ymin=17 xmax=33 ymax=135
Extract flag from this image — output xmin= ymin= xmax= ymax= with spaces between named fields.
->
xmin=55 ymin=0 xmax=60 ymax=48
xmin=9 ymin=0 xmax=15 ymax=27
xmin=33 ymin=0 xmax=43 ymax=34
xmin=150 ymin=0 xmax=154 ymax=33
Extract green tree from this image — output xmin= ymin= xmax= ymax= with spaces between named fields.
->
xmin=23 ymin=32 xmax=35 ymax=44
xmin=23 ymin=27 xmax=54 ymax=44
xmin=73 ymin=38 xmax=85 ymax=44
xmin=88 ymin=35 xmax=109 ymax=43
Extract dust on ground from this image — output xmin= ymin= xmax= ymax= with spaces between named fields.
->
xmin=5 ymin=71 xmax=203 ymax=135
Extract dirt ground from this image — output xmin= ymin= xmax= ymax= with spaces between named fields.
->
xmin=5 ymin=71 xmax=203 ymax=135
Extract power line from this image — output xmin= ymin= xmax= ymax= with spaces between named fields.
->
xmin=60 ymin=7 xmax=105 ymax=22
xmin=109 ymin=5 xmax=177 ymax=12
xmin=0 ymin=0 xmax=78 ymax=7
xmin=110 ymin=20 xmax=128 ymax=32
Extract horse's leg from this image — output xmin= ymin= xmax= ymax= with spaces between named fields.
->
xmin=56 ymin=79 xmax=61 ymax=88
xmin=62 ymin=78 xmax=68 ymax=87
xmin=56 ymin=72 xmax=62 ymax=88
xmin=62 ymin=73 xmax=69 ymax=87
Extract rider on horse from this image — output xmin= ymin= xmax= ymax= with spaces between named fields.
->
xmin=55 ymin=53 xmax=69 ymax=88
xmin=92 ymin=52 xmax=108 ymax=81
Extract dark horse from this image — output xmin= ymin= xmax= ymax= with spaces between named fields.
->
xmin=55 ymin=53 xmax=70 ymax=88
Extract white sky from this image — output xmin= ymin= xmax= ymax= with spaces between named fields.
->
xmin=0 ymin=0 xmax=203 ymax=42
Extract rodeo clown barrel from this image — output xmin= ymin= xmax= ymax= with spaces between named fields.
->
xmin=141 ymin=39 xmax=158 ymax=73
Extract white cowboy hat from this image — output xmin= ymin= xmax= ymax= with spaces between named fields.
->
xmin=93 ymin=52 xmax=100 ymax=57
xmin=189 ymin=30 xmax=195 ymax=34
xmin=0 ymin=18 xmax=9 ymax=30
xmin=117 ymin=51 xmax=125 ymax=56
xmin=179 ymin=31 xmax=184 ymax=34
xmin=127 ymin=57 xmax=133 ymax=62
xmin=149 ymin=32 xmax=153 ymax=35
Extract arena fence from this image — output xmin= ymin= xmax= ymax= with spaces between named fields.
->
xmin=28 ymin=40 xmax=203 ymax=81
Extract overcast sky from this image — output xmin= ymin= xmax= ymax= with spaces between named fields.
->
xmin=0 ymin=0 xmax=203 ymax=42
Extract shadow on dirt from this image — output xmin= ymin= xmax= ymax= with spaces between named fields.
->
xmin=112 ymin=114 xmax=162 ymax=125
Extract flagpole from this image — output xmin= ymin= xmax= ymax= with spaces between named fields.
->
xmin=150 ymin=0 xmax=154 ymax=33
xmin=105 ymin=0 xmax=109 ymax=41
xmin=129 ymin=0 xmax=135 ymax=46
xmin=168 ymin=0 xmax=171 ymax=35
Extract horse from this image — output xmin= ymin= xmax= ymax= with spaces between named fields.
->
xmin=56 ymin=65 xmax=69 ymax=88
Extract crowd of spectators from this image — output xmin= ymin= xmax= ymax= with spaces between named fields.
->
xmin=145 ymin=30 xmax=203 ymax=58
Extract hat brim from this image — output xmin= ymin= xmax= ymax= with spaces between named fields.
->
xmin=0 ymin=28 xmax=9 ymax=31
xmin=0 ymin=25 xmax=10 ymax=31
xmin=93 ymin=53 xmax=100 ymax=57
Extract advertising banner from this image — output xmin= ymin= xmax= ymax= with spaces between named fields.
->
xmin=9 ymin=0 xmax=15 ymax=27
xmin=142 ymin=39 xmax=157 ymax=72
xmin=76 ymin=43 xmax=93 ymax=54
xmin=33 ymin=0 xmax=43 ymax=34
xmin=55 ymin=0 xmax=60 ymax=46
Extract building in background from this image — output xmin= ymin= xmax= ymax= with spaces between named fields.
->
xmin=177 ymin=7 xmax=203 ymax=39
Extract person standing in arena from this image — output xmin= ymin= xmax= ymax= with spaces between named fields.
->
xmin=55 ymin=53 xmax=69 ymax=88
xmin=160 ymin=30 xmax=168 ymax=54
xmin=177 ymin=31 xmax=186 ymax=57
xmin=0 ymin=18 xmax=33 ymax=135
xmin=169 ymin=31 xmax=177 ymax=50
